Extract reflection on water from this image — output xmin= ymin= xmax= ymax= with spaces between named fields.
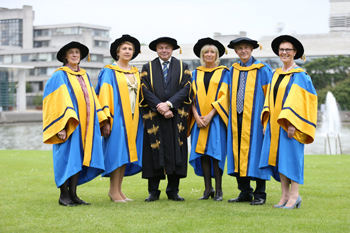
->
xmin=305 ymin=124 xmax=350 ymax=155
xmin=0 ymin=123 xmax=51 ymax=150
xmin=0 ymin=123 xmax=349 ymax=154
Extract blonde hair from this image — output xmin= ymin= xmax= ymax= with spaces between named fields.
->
xmin=200 ymin=45 xmax=220 ymax=67
xmin=116 ymin=41 xmax=135 ymax=60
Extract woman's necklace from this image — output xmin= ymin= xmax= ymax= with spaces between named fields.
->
xmin=282 ymin=62 xmax=296 ymax=72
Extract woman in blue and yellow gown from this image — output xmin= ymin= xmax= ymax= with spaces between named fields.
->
xmin=43 ymin=41 xmax=107 ymax=206
xmin=260 ymin=35 xmax=317 ymax=209
xmin=95 ymin=35 xmax=143 ymax=202
xmin=189 ymin=38 xmax=229 ymax=201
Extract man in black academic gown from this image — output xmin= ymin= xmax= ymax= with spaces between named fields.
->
xmin=140 ymin=37 xmax=192 ymax=202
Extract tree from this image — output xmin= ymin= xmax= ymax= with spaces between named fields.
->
xmin=304 ymin=55 xmax=350 ymax=90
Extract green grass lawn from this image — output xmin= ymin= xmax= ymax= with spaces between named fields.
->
xmin=0 ymin=150 xmax=349 ymax=232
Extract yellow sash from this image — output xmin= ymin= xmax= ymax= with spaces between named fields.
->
xmin=104 ymin=64 xmax=140 ymax=163
xmin=267 ymin=67 xmax=305 ymax=166
xmin=194 ymin=67 xmax=225 ymax=154
xmin=230 ymin=63 xmax=264 ymax=176
xmin=55 ymin=66 xmax=95 ymax=167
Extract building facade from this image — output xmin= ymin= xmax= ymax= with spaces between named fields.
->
xmin=0 ymin=1 xmax=350 ymax=110
xmin=0 ymin=5 xmax=111 ymax=109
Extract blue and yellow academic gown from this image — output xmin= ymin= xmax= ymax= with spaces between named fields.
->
xmin=189 ymin=66 xmax=230 ymax=177
xmin=227 ymin=59 xmax=272 ymax=179
xmin=43 ymin=66 xmax=107 ymax=188
xmin=259 ymin=67 xmax=317 ymax=184
xmin=95 ymin=64 xmax=143 ymax=177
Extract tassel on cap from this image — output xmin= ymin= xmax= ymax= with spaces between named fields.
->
xmin=225 ymin=47 xmax=228 ymax=54
xmin=87 ymin=54 xmax=91 ymax=62
xmin=179 ymin=46 xmax=182 ymax=54
xmin=301 ymin=54 xmax=306 ymax=62
xmin=259 ymin=44 xmax=263 ymax=50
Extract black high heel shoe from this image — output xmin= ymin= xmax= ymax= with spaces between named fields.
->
xmin=199 ymin=187 xmax=215 ymax=200
xmin=213 ymin=190 xmax=223 ymax=201
xmin=59 ymin=198 xmax=77 ymax=207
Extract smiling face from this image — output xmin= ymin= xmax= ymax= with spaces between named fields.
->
xmin=278 ymin=41 xmax=297 ymax=65
xmin=156 ymin=42 xmax=173 ymax=61
xmin=203 ymin=45 xmax=217 ymax=65
xmin=117 ymin=42 xmax=134 ymax=61
xmin=234 ymin=43 xmax=253 ymax=63
xmin=65 ymin=48 xmax=80 ymax=66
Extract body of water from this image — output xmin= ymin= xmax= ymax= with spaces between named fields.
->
xmin=0 ymin=123 xmax=349 ymax=154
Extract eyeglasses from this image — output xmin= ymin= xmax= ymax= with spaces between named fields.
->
xmin=279 ymin=48 xmax=294 ymax=53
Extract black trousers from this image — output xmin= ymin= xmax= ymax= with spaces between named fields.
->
xmin=148 ymin=175 xmax=180 ymax=197
xmin=236 ymin=112 xmax=266 ymax=200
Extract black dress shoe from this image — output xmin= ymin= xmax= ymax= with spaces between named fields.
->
xmin=59 ymin=198 xmax=77 ymax=207
xmin=199 ymin=187 xmax=215 ymax=200
xmin=168 ymin=194 xmax=185 ymax=201
xmin=145 ymin=194 xmax=159 ymax=202
xmin=213 ymin=190 xmax=223 ymax=201
xmin=228 ymin=196 xmax=252 ymax=203
xmin=74 ymin=199 xmax=91 ymax=205
xmin=250 ymin=198 xmax=266 ymax=205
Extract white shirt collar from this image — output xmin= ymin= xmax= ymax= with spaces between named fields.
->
xmin=159 ymin=57 xmax=172 ymax=66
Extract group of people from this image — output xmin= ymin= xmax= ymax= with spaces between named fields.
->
xmin=42 ymin=34 xmax=317 ymax=210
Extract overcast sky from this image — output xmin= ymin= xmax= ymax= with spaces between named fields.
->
xmin=1 ymin=0 xmax=330 ymax=44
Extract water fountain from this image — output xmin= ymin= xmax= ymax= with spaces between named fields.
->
xmin=321 ymin=91 xmax=342 ymax=154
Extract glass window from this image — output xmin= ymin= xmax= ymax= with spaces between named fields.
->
xmin=90 ymin=54 xmax=104 ymax=62
xmin=13 ymin=55 xmax=21 ymax=63
xmin=29 ymin=54 xmax=38 ymax=62
xmin=38 ymin=68 xmax=47 ymax=76
xmin=0 ymin=56 xmax=4 ymax=64
xmin=21 ymin=54 xmax=29 ymax=62
xmin=39 ymin=53 xmax=49 ymax=61
xmin=47 ymin=67 xmax=56 ymax=75
xmin=94 ymin=40 xmax=109 ymax=48
xmin=4 ymin=55 xmax=12 ymax=64
xmin=29 ymin=69 xmax=36 ymax=76
xmin=0 ymin=19 xmax=23 ymax=47
xmin=92 ymin=29 xmax=109 ymax=37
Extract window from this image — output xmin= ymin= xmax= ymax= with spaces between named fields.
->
xmin=94 ymin=40 xmax=109 ymax=48
xmin=47 ymin=67 xmax=56 ymax=75
xmin=90 ymin=54 xmax=104 ymax=62
xmin=0 ymin=19 xmax=23 ymax=47
xmin=21 ymin=54 xmax=29 ymax=62
xmin=92 ymin=29 xmax=109 ymax=37
xmin=38 ymin=67 xmax=47 ymax=76
xmin=13 ymin=55 xmax=21 ymax=63
xmin=39 ymin=53 xmax=52 ymax=62
xmin=4 ymin=55 xmax=12 ymax=64
xmin=29 ymin=69 xmax=36 ymax=76
xmin=29 ymin=54 xmax=38 ymax=62
xmin=34 ymin=41 xmax=49 ymax=48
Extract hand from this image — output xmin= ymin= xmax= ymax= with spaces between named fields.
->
xmin=263 ymin=128 xmax=265 ymax=135
xmin=195 ymin=115 xmax=206 ymax=128
xmin=164 ymin=110 xmax=174 ymax=119
xmin=156 ymin=102 xmax=170 ymax=115
xmin=102 ymin=122 xmax=111 ymax=137
xmin=57 ymin=129 xmax=66 ymax=140
xmin=287 ymin=124 xmax=296 ymax=138
xmin=200 ymin=109 xmax=216 ymax=127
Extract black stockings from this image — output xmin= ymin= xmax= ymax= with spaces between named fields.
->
xmin=59 ymin=172 xmax=81 ymax=203
xmin=201 ymin=155 xmax=222 ymax=193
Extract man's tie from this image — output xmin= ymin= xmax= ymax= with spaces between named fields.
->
xmin=163 ymin=61 xmax=169 ymax=82
xmin=236 ymin=64 xmax=246 ymax=114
